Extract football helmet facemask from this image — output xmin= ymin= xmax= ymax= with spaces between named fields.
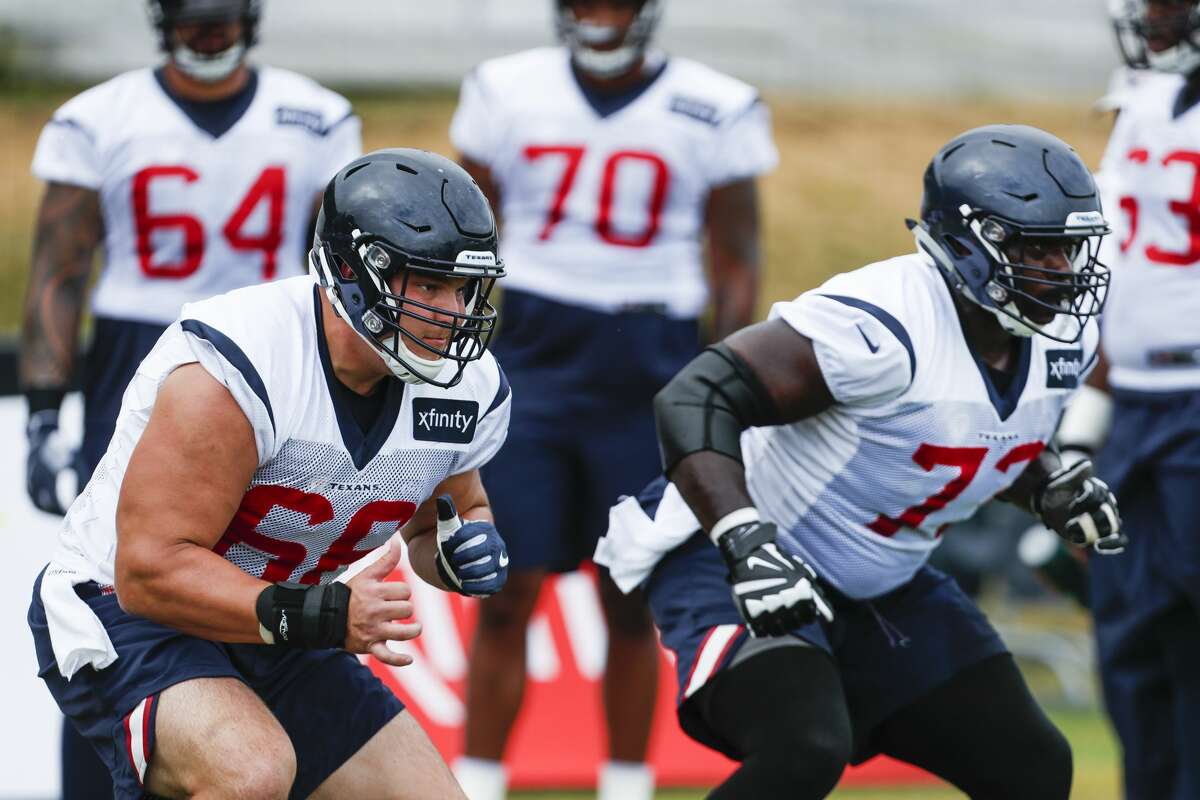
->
xmin=148 ymin=0 xmax=260 ymax=83
xmin=910 ymin=125 xmax=1111 ymax=344
xmin=555 ymin=0 xmax=662 ymax=79
xmin=310 ymin=149 xmax=505 ymax=388
xmin=1111 ymin=0 xmax=1200 ymax=75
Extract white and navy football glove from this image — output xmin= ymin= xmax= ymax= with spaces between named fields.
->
xmin=716 ymin=520 xmax=833 ymax=637
xmin=26 ymin=410 xmax=80 ymax=516
xmin=434 ymin=495 xmax=509 ymax=597
xmin=1034 ymin=459 xmax=1126 ymax=555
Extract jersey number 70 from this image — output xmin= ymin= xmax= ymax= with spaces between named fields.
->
xmin=524 ymin=145 xmax=669 ymax=248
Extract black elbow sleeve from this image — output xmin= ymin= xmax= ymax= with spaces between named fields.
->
xmin=654 ymin=342 xmax=778 ymax=476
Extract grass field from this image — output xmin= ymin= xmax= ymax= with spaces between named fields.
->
xmin=0 ymin=85 xmax=1118 ymax=333
xmin=505 ymin=708 xmax=1120 ymax=799
xmin=0 ymin=85 xmax=1126 ymax=797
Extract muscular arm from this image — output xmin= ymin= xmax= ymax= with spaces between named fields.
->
xmin=19 ymin=182 xmax=103 ymax=391
xmin=666 ymin=319 xmax=835 ymax=531
xmin=459 ymin=157 xmax=502 ymax=226
xmin=703 ymin=178 xmax=762 ymax=341
xmin=399 ymin=468 xmax=493 ymax=591
xmin=114 ymin=363 xmax=267 ymax=642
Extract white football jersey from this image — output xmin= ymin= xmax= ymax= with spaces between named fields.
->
xmin=741 ymin=255 xmax=1099 ymax=597
xmin=31 ymin=66 xmax=361 ymax=326
xmin=48 ymin=275 xmax=511 ymax=593
xmin=1097 ymin=70 xmax=1200 ymax=391
xmin=450 ymin=47 xmax=778 ymax=318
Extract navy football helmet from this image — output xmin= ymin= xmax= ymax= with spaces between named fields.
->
xmin=310 ymin=149 xmax=505 ymax=388
xmin=1111 ymin=0 xmax=1200 ymax=74
xmin=910 ymin=125 xmax=1110 ymax=344
xmin=148 ymin=0 xmax=260 ymax=82
xmin=555 ymin=0 xmax=662 ymax=79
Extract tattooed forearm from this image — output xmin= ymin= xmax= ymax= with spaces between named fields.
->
xmin=19 ymin=182 xmax=103 ymax=390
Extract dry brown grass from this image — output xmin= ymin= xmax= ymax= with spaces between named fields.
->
xmin=0 ymin=87 xmax=1116 ymax=332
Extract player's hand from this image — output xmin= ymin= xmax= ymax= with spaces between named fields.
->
xmin=716 ymin=520 xmax=834 ymax=637
xmin=26 ymin=410 xmax=80 ymax=516
xmin=434 ymin=495 xmax=509 ymax=597
xmin=344 ymin=538 xmax=422 ymax=667
xmin=1034 ymin=459 xmax=1126 ymax=555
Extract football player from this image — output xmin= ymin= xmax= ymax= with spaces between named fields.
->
xmin=596 ymin=125 xmax=1125 ymax=799
xmin=21 ymin=6 xmax=359 ymax=788
xmin=28 ymin=149 xmax=511 ymax=799
xmin=1055 ymin=3 xmax=1200 ymax=797
xmin=448 ymin=2 xmax=776 ymax=797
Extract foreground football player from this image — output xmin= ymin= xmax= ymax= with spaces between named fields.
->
xmin=449 ymin=2 xmax=776 ymax=796
xmin=20 ymin=3 xmax=360 ymax=793
xmin=1055 ymin=3 xmax=1200 ymax=797
xmin=596 ymin=126 xmax=1125 ymax=799
xmin=27 ymin=150 xmax=510 ymax=799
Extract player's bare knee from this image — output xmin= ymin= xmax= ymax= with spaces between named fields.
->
xmin=222 ymin=751 xmax=296 ymax=800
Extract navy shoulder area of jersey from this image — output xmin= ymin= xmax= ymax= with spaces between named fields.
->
xmin=258 ymin=66 xmax=355 ymax=136
xmin=176 ymin=276 xmax=318 ymax=429
xmin=660 ymin=56 xmax=763 ymax=127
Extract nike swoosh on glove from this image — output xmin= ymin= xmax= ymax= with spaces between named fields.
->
xmin=716 ymin=520 xmax=834 ymax=637
xmin=1034 ymin=459 xmax=1126 ymax=555
xmin=434 ymin=495 xmax=509 ymax=597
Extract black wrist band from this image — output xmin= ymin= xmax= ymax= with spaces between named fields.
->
xmin=255 ymin=581 xmax=351 ymax=649
xmin=25 ymin=388 xmax=68 ymax=416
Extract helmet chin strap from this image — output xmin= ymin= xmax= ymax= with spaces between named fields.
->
xmin=172 ymin=41 xmax=245 ymax=83
xmin=912 ymin=225 xmax=1070 ymax=340
xmin=310 ymin=247 xmax=447 ymax=385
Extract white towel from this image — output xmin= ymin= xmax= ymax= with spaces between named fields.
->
xmin=40 ymin=563 xmax=118 ymax=680
xmin=594 ymin=482 xmax=703 ymax=593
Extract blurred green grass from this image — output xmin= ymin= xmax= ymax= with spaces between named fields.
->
xmin=509 ymin=707 xmax=1121 ymax=799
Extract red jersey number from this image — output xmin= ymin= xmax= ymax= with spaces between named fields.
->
xmin=867 ymin=441 xmax=1045 ymax=537
xmin=523 ymin=145 xmax=670 ymax=248
xmin=214 ymin=485 xmax=416 ymax=584
xmin=1119 ymin=148 xmax=1200 ymax=266
xmin=133 ymin=165 xmax=287 ymax=279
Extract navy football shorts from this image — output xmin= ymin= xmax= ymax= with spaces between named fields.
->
xmin=483 ymin=290 xmax=699 ymax=573
xmin=28 ymin=569 xmax=404 ymax=799
xmin=637 ymin=480 xmax=1007 ymax=763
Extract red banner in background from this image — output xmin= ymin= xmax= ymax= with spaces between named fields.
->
xmin=367 ymin=556 xmax=937 ymax=790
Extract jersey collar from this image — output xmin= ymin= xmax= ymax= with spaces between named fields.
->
xmin=153 ymin=66 xmax=259 ymax=139
xmin=570 ymin=55 xmax=668 ymax=119
xmin=313 ymin=287 xmax=405 ymax=470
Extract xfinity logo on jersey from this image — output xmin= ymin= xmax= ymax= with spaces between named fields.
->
xmin=413 ymin=399 xmax=479 ymax=444
xmin=1045 ymin=349 xmax=1083 ymax=389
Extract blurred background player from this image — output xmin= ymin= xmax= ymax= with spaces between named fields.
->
xmin=28 ymin=149 xmax=511 ymax=799
xmin=1058 ymin=2 xmax=1200 ymax=797
xmin=447 ymin=1 xmax=777 ymax=797
xmin=598 ymin=125 xmax=1124 ymax=799
xmin=19 ymin=0 xmax=360 ymax=795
